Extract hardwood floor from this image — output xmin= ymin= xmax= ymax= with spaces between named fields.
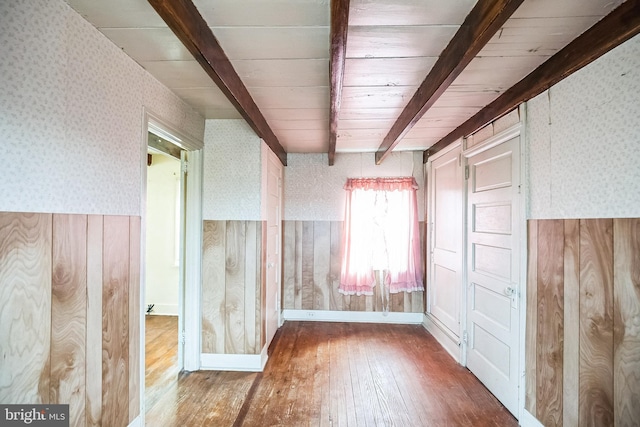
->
xmin=145 ymin=319 xmax=517 ymax=426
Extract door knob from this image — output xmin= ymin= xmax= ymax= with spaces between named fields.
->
xmin=504 ymin=286 xmax=516 ymax=296
xmin=268 ymin=262 xmax=275 ymax=268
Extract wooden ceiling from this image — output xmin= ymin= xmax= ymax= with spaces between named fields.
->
xmin=66 ymin=0 xmax=638 ymax=166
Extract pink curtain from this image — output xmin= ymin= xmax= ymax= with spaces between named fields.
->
xmin=339 ymin=177 xmax=424 ymax=295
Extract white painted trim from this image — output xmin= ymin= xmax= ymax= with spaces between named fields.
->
xmin=146 ymin=110 xmax=203 ymax=151
xmin=517 ymin=102 xmax=529 ymax=424
xmin=127 ymin=415 xmax=142 ymax=427
xmin=201 ymin=344 xmax=269 ymax=372
xmin=519 ymin=409 xmax=544 ymax=427
xmin=428 ymin=138 xmax=462 ymax=161
xmin=462 ymin=123 xmax=522 ymax=159
xmin=183 ymin=149 xmax=203 ymax=371
xmin=146 ymin=305 xmax=178 ymax=316
xmin=282 ymin=309 xmax=423 ymax=324
xmin=422 ymin=314 xmax=461 ymax=363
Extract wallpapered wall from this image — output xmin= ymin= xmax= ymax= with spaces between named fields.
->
xmin=0 ymin=0 xmax=204 ymax=216
xmin=202 ymin=119 xmax=262 ymax=221
xmin=284 ymin=151 xmax=425 ymax=221
xmin=526 ymin=34 xmax=640 ymax=219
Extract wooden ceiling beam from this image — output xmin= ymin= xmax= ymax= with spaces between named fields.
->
xmin=328 ymin=0 xmax=351 ymax=166
xmin=424 ymin=0 xmax=640 ymax=163
xmin=374 ymin=0 xmax=524 ymax=165
xmin=147 ymin=0 xmax=287 ymax=166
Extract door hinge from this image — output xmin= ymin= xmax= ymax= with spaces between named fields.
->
xmin=462 ymin=330 xmax=468 ymax=344
xmin=464 ymin=165 xmax=469 ymax=180
xmin=181 ymin=161 xmax=188 ymax=175
xmin=180 ymin=330 xmax=186 ymax=345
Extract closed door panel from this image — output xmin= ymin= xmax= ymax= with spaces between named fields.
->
xmin=466 ymin=136 xmax=521 ymax=416
xmin=429 ymin=146 xmax=463 ymax=336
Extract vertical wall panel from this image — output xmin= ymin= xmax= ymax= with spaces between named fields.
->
xmin=528 ymin=218 xmax=637 ymax=427
xmin=562 ymin=220 xmax=580 ymax=427
xmin=86 ymin=215 xmax=103 ymax=427
xmin=128 ymin=216 xmax=141 ymax=424
xmin=281 ymin=220 xmax=423 ymax=314
xmin=257 ymin=222 xmax=264 ymax=350
xmin=613 ymin=219 xmax=640 ymax=426
xmin=102 ymin=216 xmax=130 ymax=427
xmin=244 ymin=221 xmax=258 ymax=353
xmin=579 ymin=219 xmax=614 ymax=427
xmin=313 ymin=221 xmax=331 ymax=310
xmin=50 ymin=214 xmax=87 ymax=426
xmin=202 ymin=221 xmax=227 ymax=354
xmin=329 ymin=221 xmax=343 ymax=311
xmin=301 ymin=222 xmax=315 ymax=310
xmin=525 ymin=220 xmax=538 ymax=414
xmin=294 ymin=221 xmax=303 ymax=310
xmin=0 ymin=212 xmax=52 ymax=404
xmin=282 ymin=221 xmax=296 ymax=310
xmin=225 ymin=221 xmax=246 ymax=354
xmin=536 ymin=220 xmax=564 ymax=426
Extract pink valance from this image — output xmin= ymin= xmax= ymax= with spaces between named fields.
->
xmin=344 ymin=177 xmax=418 ymax=192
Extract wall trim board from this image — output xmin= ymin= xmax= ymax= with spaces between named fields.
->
xmin=422 ymin=314 xmax=461 ymax=363
xmin=519 ymin=409 xmax=544 ymax=427
xmin=127 ymin=415 xmax=142 ymax=427
xmin=282 ymin=309 xmax=424 ymax=324
xmin=200 ymin=344 xmax=268 ymax=372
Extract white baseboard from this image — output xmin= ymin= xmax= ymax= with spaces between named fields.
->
xmin=519 ymin=409 xmax=543 ymax=427
xmin=200 ymin=344 xmax=268 ymax=372
xmin=145 ymin=303 xmax=178 ymax=316
xmin=127 ymin=415 xmax=141 ymax=427
xmin=422 ymin=314 xmax=461 ymax=363
xmin=282 ymin=309 xmax=423 ymax=324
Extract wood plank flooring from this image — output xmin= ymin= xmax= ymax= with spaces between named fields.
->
xmin=145 ymin=319 xmax=515 ymax=426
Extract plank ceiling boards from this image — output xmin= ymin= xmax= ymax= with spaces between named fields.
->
xmin=413 ymin=0 xmax=625 ymax=153
xmin=194 ymin=0 xmax=332 ymax=154
xmin=338 ymin=0 xmax=476 ymax=153
xmin=64 ymin=0 xmax=628 ymax=160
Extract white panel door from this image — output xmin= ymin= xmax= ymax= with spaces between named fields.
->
xmin=429 ymin=146 xmax=463 ymax=337
xmin=466 ymin=136 xmax=521 ymax=416
xmin=265 ymin=150 xmax=283 ymax=348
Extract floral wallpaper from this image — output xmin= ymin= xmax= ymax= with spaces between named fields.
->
xmin=527 ymin=34 xmax=640 ymax=219
xmin=284 ymin=151 xmax=425 ymax=221
xmin=202 ymin=120 xmax=262 ymax=221
xmin=0 ymin=0 xmax=204 ymax=216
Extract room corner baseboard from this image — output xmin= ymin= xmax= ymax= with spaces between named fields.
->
xmin=127 ymin=415 xmax=142 ymax=427
xmin=282 ymin=309 xmax=423 ymax=324
xmin=422 ymin=314 xmax=461 ymax=363
xmin=200 ymin=344 xmax=268 ymax=372
xmin=519 ymin=409 xmax=543 ymax=427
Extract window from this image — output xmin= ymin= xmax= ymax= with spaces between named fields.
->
xmin=339 ymin=177 xmax=424 ymax=296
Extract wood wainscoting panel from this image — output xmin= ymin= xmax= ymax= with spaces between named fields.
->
xmin=202 ymin=220 xmax=227 ymax=354
xmin=86 ymin=215 xmax=103 ymax=427
xmin=102 ymin=216 xmax=130 ymax=427
xmin=536 ymin=219 xmax=564 ymax=427
xmin=528 ymin=218 xmax=638 ymax=427
xmin=525 ymin=220 xmax=538 ymax=414
xmin=0 ymin=212 xmax=140 ymax=427
xmin=128 ymin=216 xmax=141 ymax=424
xmin=613 ymin=219 xmax=640 ymax=426
xmin=0 ymin=212 xmax=52 ymax=404
xmin=225 ymin=221 xmax=247 ymax=354
xmin=562 ymin=219 xmax=580 ymax=427
xmin=51 ymin=214 xmax=87 ymax=426
xmin=281 ymin=220 xmax=424 ymax=313
xmin=202 ymin=220 xmax=264 ymax=355
xmin=579 ymin=219 xmax=614 ymax=427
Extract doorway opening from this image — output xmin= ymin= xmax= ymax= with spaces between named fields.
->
xmin=144 ymin=131 xmax=183 ymax=417
xmin=140 ymin=111 xmax=203 ymax=424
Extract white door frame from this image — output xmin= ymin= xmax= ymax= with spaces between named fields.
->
xmin=139 ymin=109 xmax=203 ymax=422
xmin=461 ymin=108 xmax=527 ymax=419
